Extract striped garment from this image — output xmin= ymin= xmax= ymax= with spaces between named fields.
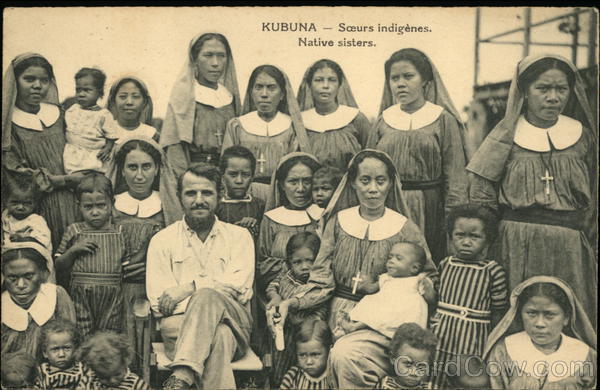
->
xmin=83 ymin=369 xmax=148 ymax=390
xmin=279 ymin=366 xmax=329 ymax=390
xmin=432 ymin=256 xmax=508 ymax=389
xmin=34 ymin=361 xmax=87 ymax=390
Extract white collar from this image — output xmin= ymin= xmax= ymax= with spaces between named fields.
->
xmin=1 ymin=283 xmax=57 ymax=331
xmin=514 ymin=115 xmax=583 ymax=152
xmin=382 ymin=101 xmax=443 ymax=130
xmin=194 ymin=82 xmax=233 ymax=108
xmin=505 ymin=331 xmax=589 ymax=383
xmin=301 ymin=105 xmax=359 ymax=132
xmin=11 ymin=103 xmax=60 ymax=131
xmin=338 ymin=206 xmax=407 ymax=240
xmin=114 ymin=191 xmax=162 ymax=218
xmin=264 ymin=204 xmax=322 ymax=226
xmin=239 ymin=111 xmax=291 ymax=137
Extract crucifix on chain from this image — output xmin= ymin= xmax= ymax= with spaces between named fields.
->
xmin=540 ymin=169 xmax=554 ymax=200
xmin=352 ymin=271 xmax=363 ymax=295
xmin=214 ymin=128 xmax=223 ymax=147
xmin=257 ymin=152 xmax=267 ymax=174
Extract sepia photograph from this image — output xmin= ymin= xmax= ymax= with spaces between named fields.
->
xmin=1 ymin=6 xmax=598 ymax=390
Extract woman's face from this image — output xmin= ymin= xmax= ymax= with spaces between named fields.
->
xmin=351 ymin=157 xmax=391 ymax=211
xmin=3 ymin=257 xmax=44 ymax=307
xmin=282 ymin=162 xmax=313 ymax=209
xmin=122 ymin=148 xmax=158 ymax=199
xmin=525 ymin=68 xmax=570 ymax=126
xmin=521 ymin=295 xmax=569 ymax=350
xmin=16 ymin=66 xmax=50 ymax=110
xmin=194 ymin=38 xmax=227 ymax=87
xmin=389 ymin=60 xmax=426 ymax=109
xmin=251 ymin=72 xmax=283 ymax=116
xmin=310 ymin=67 xmax=340 ymax=106
xmin=115 ymin=81 xmax=145 ymax=125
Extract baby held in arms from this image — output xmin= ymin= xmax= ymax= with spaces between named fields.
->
xmin=336 ymin=242 xmax=431 ymax=339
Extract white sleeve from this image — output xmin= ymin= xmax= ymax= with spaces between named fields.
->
xmin=146 ymin=232 xmax=179 ymax=315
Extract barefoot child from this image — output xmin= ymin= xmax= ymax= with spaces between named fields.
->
xmin=63 ymin=68 xmax=118 ymax=174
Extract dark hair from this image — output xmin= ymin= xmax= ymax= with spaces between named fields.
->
xmin=111 ymin=78 xmax=148 ymax=105
xmin=248 ymin=65 xmax=288 ymax=113
xmin=294 ymin=318 xmax=333 ymax=348
xmin=446 ymin=204 xmax=498 ymax=244
xmin=75 ymin=67 xmax=107 ymax=98
xmin=6 ymin=174 xmax=41 ymax=204
xmin=392 ymin=242 xmax=426 ymax=274
xmin=1 ymin=351 xmax=38 ymax=387
xmin=389 ymin=322 xmax=437 ymax=359
xmin=41 ymin=319 xmax=80 ymax=351
xmin=76 ymin=331 xmax=133 ymax=368
xmin=313 ymin=165 xmax=343 ymax=190
xmin=75 ymin=172 xmax=114 ymax=202
xmin=276 ymin=156 xmax=321 ymax=205
xmin=1 ymin=247 xmax=49 ymax=274
xmin=385 ymin=48 xmax=434 ymax=84
xmin=306 ymin=59 xmax=345 ymax=86
xmin=285 ymin=231 xmax=321 ymax=261
xmin=518 ymin=282 xmax=572 ymax=323
xmin=190 ymin=33 xmax=232 ymax=62
xmin=114 ymin=139 xmax=162 ymax=194
xmin=14 ymin=55 xmax=55 ymax=80
xmin=518 ymin=58 xmax=575 ymax=93
xmin=219 ymin=145 xmax=257 ymax=175
xmin=177 ymin=164 xmax=222 ymax=196
xmin=347 ymin=151 xmax=396 ymax=184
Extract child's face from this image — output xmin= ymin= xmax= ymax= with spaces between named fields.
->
xmin=392 ymin=343 xmax=431 ymax=388
xmin=79 ymin=191 xmax=112 ymax=229
xmin=75 ymin=75 xmax=101 ymax=108
xmin=386 ymin=243 xmax=422 ymax=278
xmin=223 ymin=157 xmax=253 ymax=199
xmin=43 ymin=331 xmax=75 ymax=369
xmin=296 ymin=339 xmax=328 ymax=378
xmin=312 ymin=177 xmax=335 ymax=208
xmin=87 ymin=342 xmax=127 ymax=387
xmin=451 ymin=218 xmax=487 ymax=261
xmin=6 ymin=191 xmax=35 ymax=220
xmin=289 ymin=247 xmax=315 ymax=283
xmin=2 ymin=371 xmax=30 ymax=388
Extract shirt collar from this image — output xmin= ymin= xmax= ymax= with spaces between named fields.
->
xmin=265 ymin=204 xmax=322 ymax=226
xmin=301 ymin=104 xmax=359 ymax=132
xmin=382 ymin=101 xmax=443 ymax=130
xmin=514 ymin=114 xmax=583 ymax=152
xmin=337 ymin=206 xmax=407 ymax=240
xmin=239 ymin=111 xmax=291 ymax=137
xmin=1 ymin=283 xmax=57 ymax=331
xmin=221 ymin=194 xmax=253 ymax=203
xmin=114 ymin=191 xmax=162 ymax=218
xmin=194 ymin=82 xmax=233 ymax=108
xmin=12 ymin=103 xmax=60 ymax=131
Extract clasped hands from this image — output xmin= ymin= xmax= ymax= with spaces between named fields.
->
xmin=158 ymin=281 xmax=248 ymax=316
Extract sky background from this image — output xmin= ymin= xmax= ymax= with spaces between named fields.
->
xmin=4 ymin=7 xmax=594 ymax=121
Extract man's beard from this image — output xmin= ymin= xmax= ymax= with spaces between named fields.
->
xmin=185 ymin=212 xmax=215 ymax=231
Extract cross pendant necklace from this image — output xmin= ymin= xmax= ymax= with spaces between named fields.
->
xmin=539 ymin=143 xmax=554 ymax=202
xmin=214 ymin=128 xmax=223 ymax=147
xmin=351 ymin=271 xmax=363 ymax=295
xmin=540 ymin=169 xmax=554 ymax=198
xmin=257 ymin=152 xmax=267 ymax=174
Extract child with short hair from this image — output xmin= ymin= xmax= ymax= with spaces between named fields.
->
xmin=55 ymin=173 xmax=135 ymax=337
xmin=0 ymin=351 xmax=38 ymax=390
xmin=35 ymin=319 xmax=87 ymax=390
xmin=280 ymin=319 xmax=332 ymax=390
xmin=311 ymin=165 xmax=343 ymax=210
xmin=2 ymin=177 xmax=52 ymax=252
xmin=336 ymin=242 xmax=429 ymax=339
xmin=216 ymin=145 xmax=266 ymax=239
xmin=63 ymin=67 xmax=118 ymax=174
xmin=76 ymin=331 xmax=148 ymax=390
xmin=432 ymin=204 xmax=508 ymax=389
xmin=266 ymin=232 xmax=327 ymax=387
xmin=378 ymin=322 xmax=438 ymax=389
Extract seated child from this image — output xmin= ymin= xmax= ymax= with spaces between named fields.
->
xmin=280 ymin=319 xmax=332 ymax=390
xmin=337 ymin=242 xmax=429 ymax=339
xmin=311 ymin=165 xmax=342 ymax=210
xmin=431 ymin=204 xmax=507 ymax=389
xmin=266 ymin=232 xmax=327 ymax=387
xmin=76 ymin=331 xmax=148 ymax=390
xmin=63 ymin=68 xmax=117 ymax=174
xmin=216 ymin=145 xmax=265 ymax=239
xmin=377 ymin=322 xmax=438 ymax=389
xmin=2 ymin=178 xmax=52 ymax=252
xmin=35 ymin=319 xmax=86 ymax=390
xmin=1 ymin=351 xmax=38 ymax=390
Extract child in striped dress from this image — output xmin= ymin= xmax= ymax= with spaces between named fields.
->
xmin=35 ymin=319 xmax=88 ymax=390
xmin=280 ymin=319 xmax=332 ymax=390
xmin=431 ymin=204 xmax=508 ymax=389
xmin=77 ymin=332 xmax=148 ymax=390
xmin=55 ymin=173 xmax=133 ymax=337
